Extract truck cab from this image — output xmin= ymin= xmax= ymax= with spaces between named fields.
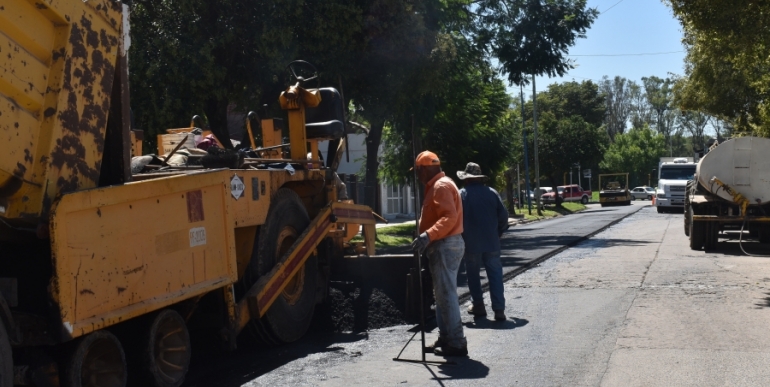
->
xmin=656 ymin=158 xmax=697 ymax=213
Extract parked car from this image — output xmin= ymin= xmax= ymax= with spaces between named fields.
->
xmin=530 ymin=187 xmax=553 ymax=200
xmin=542 ymin=184 xmax=592 ymax=204
xmin=630 ymin=186 xmax=655 ymax=200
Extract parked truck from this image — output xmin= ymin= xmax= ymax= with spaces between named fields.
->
xmin=684 ymin=137 xmax=770 ymax=251
xmin=541 ymin=184 xmax=591 ymax=205
xmin=655 ymin=157 xmax=697 ymax=213
xmin=0 ymin=2 xmax=403 ymax=386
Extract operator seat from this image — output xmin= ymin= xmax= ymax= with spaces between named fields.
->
xmin=305 ymin=87 xmax=345 ymax=140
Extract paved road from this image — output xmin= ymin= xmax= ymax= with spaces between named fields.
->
xmin=234 ymin=203 xmax=770 ymax=387
xmin=182 ymin=201 xmax=650 ymax=386
xmin=457 ymin=201 xmax=645 ymax=302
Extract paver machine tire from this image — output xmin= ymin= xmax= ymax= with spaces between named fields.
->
xmin=0 ymin=321 xmax=12 ymax=387
xmin=63 ymin=330 xmax=127 ymax=387
xmin=238 ymin=188 xmax=317 ymax=345
xmin=130 ymin=309 xmax=191 ymax=387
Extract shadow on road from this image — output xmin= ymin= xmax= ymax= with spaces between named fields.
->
xmin=432 ymin=357 xmax=490 ymax=381
xmin=464 ymin=317 xmax=529 ymax=330
xmin=183 ymin=331 xmax=368 ymax=387
xmin=753 ymin=292 xmax=770 ymax=309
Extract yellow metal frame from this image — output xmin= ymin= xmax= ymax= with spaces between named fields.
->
xmin=235 ymin=201 xmax=375 ymax=334
xmin=0 ymin=0 xmax=124 ymax=220
xmin=598 ymin=173 xmax=631 ymax=204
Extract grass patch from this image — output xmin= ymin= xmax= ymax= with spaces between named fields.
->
xmin=592 ymin=191 xmax=599 ymax=202
xmin=351 ymin=221 xmax=417 ymax=249
xmin=511 ymin=202 xmax=586 ymax=221
xmin=356 ymin=201 xmax=587 ymax=248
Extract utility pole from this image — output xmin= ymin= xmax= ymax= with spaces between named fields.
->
xmin=532 ymin=74 xmax=541 ymax=216
xmin=520 ymin=84 xmax=532 ymax=215
xmin=516 ymin=164 xmax=521 ymax=209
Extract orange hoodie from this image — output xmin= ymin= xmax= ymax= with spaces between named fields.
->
xmin=419 ymin=172 xmax=464 ymax=241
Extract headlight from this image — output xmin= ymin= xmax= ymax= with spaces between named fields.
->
xmin=656 ymin=193 xmax=666 ymax=199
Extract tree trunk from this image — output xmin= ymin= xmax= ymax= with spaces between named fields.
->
xmin=549 ymin=175 xmax=562 ymax=209
xmin=364 ymin=119 xmax=385 ymax=212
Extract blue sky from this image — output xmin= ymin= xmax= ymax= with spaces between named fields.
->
xmin=506 ymin=0 xmax=686 ymax=95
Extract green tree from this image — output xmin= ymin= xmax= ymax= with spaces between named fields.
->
xmin=523 ymin=81 xmax=608 ymax=205
xmin=628 ymin=81 xmax=652 ymax=130
xmin=468 ymin=0 xmax=599 ymax=85
xmin=600 ymin=76 xmax=633 ymax=141
xmin=379 ymin=45 xmax=514 ymax=188
xmin=600 ymin=127 xmax=668 ymax=187
xmin=642 ymin=76 xmax=680 ymax=156
xmin=344 ymin=0 xmax=441 ymax=209
xmin=129 ymin=0 xmax=304 ymax=147
xmin=666 ymin=0 xmax=770 ymax=135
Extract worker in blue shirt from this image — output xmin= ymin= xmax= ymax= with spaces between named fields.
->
xmin=457 ymin=162 xmax=509 ymax=321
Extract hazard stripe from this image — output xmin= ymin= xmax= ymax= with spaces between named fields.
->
xmin=333 ymin=208 xmax=373 ymax=221
xmin=257 ymin=216 xmax=331 ymax=312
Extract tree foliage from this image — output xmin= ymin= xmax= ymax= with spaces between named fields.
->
xmin=523 ymin=81 xmax=608 ymax=198
xmin=379 ymin=43 xmax=513 ymax=187
xmin=470 ymin=0 xmax=599 ymax=85
xmin=600 ymin=127 xmax=667 ymax=187
xmin=666 ymin=0 xmax=770 ymax=135
xmin=600 ymin=76 xmax=633 ymax=141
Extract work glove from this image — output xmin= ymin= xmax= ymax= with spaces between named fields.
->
xmin=411 ymin=232 xmax=430 ymax=255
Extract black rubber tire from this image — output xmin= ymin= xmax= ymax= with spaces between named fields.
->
xmin=749 ymin=225 xmax=760 ymax=238
xmin=581 ymin=196 xmax=589 ymax=204
xmin=689 ymin=207 xmax=705 ymax=251
xmin=684 ymin=206 xmax=691 ymax=237
xmin=759 ymin=226 xmax=770 ymax=244
xmin=64 ymin=330 xmax=127 ymax=387
xmin=657 ymin=206 xmax=664 ymax=214
xmin=136 ymin=310 xmax=191 ymax=387
xmin=0 ymin=321 xmax=12 ymax=387
xmin=238 ymin=188 xmax=317 ymax=345
xmin=704 ymin=222 xmax=719 ymax=250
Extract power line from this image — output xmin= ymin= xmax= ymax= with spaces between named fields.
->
xmin=569 ymin=51 xmax=684 ymax=57
xmin=601 ymin=0 xmax=626 ymax=14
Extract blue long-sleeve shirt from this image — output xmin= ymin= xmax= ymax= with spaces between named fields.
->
xmin=460 ymin=181 xmax=509 ymax=253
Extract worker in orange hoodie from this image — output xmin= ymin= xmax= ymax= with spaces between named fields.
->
xmin=411 ymin=151 xmax=468 ymax=357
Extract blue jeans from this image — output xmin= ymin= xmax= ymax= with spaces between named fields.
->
xmin=427 ymin=234 xmax=467 ymax=348
xmin=464 ymin=251 xmax=505 ymax=311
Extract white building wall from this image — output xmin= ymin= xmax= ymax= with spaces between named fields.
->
xmin=321 ymin=133 xmax=414 ymax=219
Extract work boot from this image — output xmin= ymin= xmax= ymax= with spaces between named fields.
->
xmin=494 ymin=310 xmax=506 ymax=321
xmin=467 ymin=302 xmax=487 ymax=317
xmin=425 ymin=336 xmax=446 ymax=351
xmin=434 ymin=344 xmax=468 ymax=357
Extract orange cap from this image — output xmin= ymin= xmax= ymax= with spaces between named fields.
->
xmin=415 ymin=151 xmax=440 ymax=167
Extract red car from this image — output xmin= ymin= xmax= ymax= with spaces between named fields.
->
xmin=541 ymin=184 xmax=592 ymax=205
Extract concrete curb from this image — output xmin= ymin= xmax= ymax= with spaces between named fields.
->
xmin=458 ymin=205 xmax=645 ymax=304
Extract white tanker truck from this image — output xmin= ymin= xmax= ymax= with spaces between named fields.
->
xmin=684 ymin=137 xmax=770 ymax=251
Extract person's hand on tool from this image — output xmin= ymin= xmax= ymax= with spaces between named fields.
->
xmin=411 ymin=232 xmax=430 ymax=254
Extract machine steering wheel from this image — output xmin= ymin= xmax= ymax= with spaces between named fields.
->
xmin=287 ymin=60 xmax=320 ymax=89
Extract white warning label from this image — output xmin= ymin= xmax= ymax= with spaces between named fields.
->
xmin=189 ymin=227 xmax=207 ymax=247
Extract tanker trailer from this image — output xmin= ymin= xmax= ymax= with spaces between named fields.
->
xmin=684 ymin=137 xmax=770 ymax=251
